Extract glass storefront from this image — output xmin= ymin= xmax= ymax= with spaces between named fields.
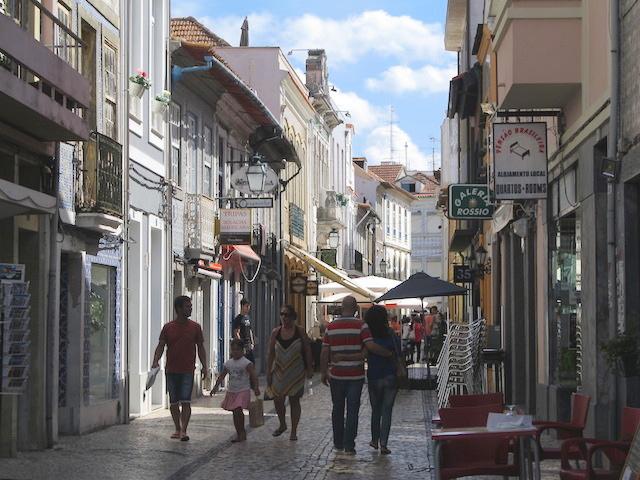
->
xmin=550 ymin=214 xmax=582 ymax=387
xmin=89 ymin=263 xmax=116 ymax=402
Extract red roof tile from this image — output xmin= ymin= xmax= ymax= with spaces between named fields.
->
xmin=170 ymin=17 xmax=230 ymax=47
xmin=369 ymin=163 xmax=405 ymax=183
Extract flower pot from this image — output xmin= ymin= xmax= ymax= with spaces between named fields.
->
xmin=152 ymin=100 xmax=169 ymax=115
xmin=129 ymin=81 xmax=146 ymax=99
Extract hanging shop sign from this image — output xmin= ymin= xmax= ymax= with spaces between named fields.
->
xmin=230 ymin=165 xmax=279 ymax=195
xmin=290 ymin=274 xmax=307 ymax=295
xmin=453 ymin=265 xmax=474 ymax=283
xmin=230 ymin=197 xmax=274 ymax=209
xmin=447 ymin=184 xmax=494 ymax=219
xmin=320 ymin=249 xmax=337 ymax=268
xmin=219 ymin=209 xmax=252 ymax=245
xmin=305 ymin=280 xmax=319 ymax=296
xmin=493 ymin=122 xmax=548 ymax=200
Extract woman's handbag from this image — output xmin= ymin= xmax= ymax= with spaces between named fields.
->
xmin=392 ymin=338 xmax=408 ymax=390
xmin=249 ymin=398 xmax=264 ymax=428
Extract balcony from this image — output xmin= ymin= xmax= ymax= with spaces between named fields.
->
xmin=0 ymin=0 xmax=90 ymax=141
xmin=492 ymin=1 xmax=581 ymax=109
xmin=76 ymin=133 xmax=123 ymax=235
xmin=185 ymin=193 xmax=215 ymax=258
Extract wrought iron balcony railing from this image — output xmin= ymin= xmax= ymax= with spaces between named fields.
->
xmin=80 ymin=132 xmax=123 ymax=217
xmin=185 ymin=193 xmax=215 ymax=254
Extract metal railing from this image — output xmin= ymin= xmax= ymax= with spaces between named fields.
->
xmin=185 ymin=193 xmax=215 ymax=253
xmin=2 ymin=0 xmax=83 ymax=72
xmin=80 ymin=133 xmax=123 ymax=217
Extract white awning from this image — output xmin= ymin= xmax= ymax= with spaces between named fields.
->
xmin=285 ymin=244 xmax=377 ymax=300
xmin=319 ymin=275 xmax=400 ymax=295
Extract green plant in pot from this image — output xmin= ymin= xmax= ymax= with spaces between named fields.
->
xmin=601 ymin=326 xmax=640 ymax=377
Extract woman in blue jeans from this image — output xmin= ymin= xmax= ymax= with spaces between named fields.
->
xmin=365 ymin=305 xmax=401 ymax=455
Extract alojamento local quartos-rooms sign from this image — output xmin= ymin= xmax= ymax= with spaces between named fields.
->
xmin=493 ymin=122 xmax=548 ymax=200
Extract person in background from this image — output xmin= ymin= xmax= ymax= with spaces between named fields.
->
xmin=401 ymin=316 xmax=412 ymax=364
xmin=233 ymin=299 xmax=255 ymax=363
xmin=211 ymin=339 xmax=260 ymax=443
xmin=266 ymin=305 xmax=313 ymax=441
xmin=320 ymin=296 xmax=393 ymax=455
xmin=423 ymin=310 xmax=435 ymax=365
xmin=390 ymin=315 xmax=401 ymax=337
xmin=413 ymin=316 xmax=424 ymax=363
xmin=151 ymin=296 xmax=207 ymax=442
xmin=364 ymin=305 xmax=402 ymax=455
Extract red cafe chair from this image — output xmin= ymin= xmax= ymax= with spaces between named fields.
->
xmin=534 ymin=393 xmax=591 ymax=460
xmin=437 ymin=403 xmax=520 ymax=479
xmin=448 ymin=392 xmax=504 ymax=408
xmin=559 ymin=406 xmax=640 ymax=480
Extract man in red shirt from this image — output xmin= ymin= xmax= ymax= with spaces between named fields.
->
xmin=152 ymin=296 xmax=208 ymax=441
xmin=320 ymin=296 xmax=392 ymax=454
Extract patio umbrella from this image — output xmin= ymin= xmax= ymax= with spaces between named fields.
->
xmin=374 ymin=272 xmax=467 ymax=304
xmin=240 ymin=17 xmax=249 ymax=46
xmin=375 ymin=272 xmax=467 ymax=378
xmin=319 ymin=275 xmax=400 ymax=295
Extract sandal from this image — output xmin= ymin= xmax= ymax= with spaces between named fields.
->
xmin=272 ymin=426 xmax=287 ymax=437
xmin=290 ymin=433 xmax=298 ymax=441
xmin=180 ymin=435 xmax=190 ymax=442
xmin=171 ymin=432 xmax=181 ymax=439
xmin=369 ymin=441 xmax=379 ymax=450
xmin=380 ymin=446 xmax=391 ymax=455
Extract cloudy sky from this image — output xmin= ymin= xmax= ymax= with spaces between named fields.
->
xmin=172 ymin=0 xmax=454 ymax=171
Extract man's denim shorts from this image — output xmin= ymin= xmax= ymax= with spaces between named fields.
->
xmin=166 ymin=372 xmax=194 ymax=405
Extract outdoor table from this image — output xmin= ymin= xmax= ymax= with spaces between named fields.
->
xmin=431 ymin=426 xmax=541 ymax=480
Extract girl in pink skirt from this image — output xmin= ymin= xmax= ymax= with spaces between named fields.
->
xmin=212 ymin=339 xmax=260 ymax=442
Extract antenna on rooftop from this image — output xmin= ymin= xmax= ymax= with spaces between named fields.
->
xmin=388 ymin=106 xmax=395 ymax=163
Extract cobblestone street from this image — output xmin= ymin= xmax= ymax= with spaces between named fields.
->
xmin=0 ymin=377 xmax=562 ymax=480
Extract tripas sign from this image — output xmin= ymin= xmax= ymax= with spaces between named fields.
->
xmin=447 ymin=184 xmax=494 ymax=220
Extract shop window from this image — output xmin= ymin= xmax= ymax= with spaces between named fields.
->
xmin=550 ymin=214 xmax=581 ymax=387
xmin=89 ymin=263 xmax=117 ymax=402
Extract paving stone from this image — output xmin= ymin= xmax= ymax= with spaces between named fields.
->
xmin=0 ymin=377 xmax=562 ymax=479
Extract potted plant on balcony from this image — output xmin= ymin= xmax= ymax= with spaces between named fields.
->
xmin=128 ymin=69 xmax=151 ymax=98
xmin=335 ymin=193 xmax=349 ymax=207
xmin=153 ymin=90 xmax=171 ymax=114
xmin=601 ymin=326 xmax=640 ymax=377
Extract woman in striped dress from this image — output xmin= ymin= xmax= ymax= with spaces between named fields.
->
xmin=267 ymin=305 xmax=313 ymax=441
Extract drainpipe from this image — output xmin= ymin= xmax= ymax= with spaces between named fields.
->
xmin=122 ymin=0 xmax=131 ymax=424
xmin=46 ymin=143 xmax=61 ymax=447
xmin=607 ymin=0 xmax=620 ymax=436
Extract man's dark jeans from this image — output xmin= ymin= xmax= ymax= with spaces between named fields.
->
xmin=329 ymin=378 xmax=364 ymax=450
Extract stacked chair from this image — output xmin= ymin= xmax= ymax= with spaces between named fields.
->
xmin=436 ymin=318 xmax=486 ymax=407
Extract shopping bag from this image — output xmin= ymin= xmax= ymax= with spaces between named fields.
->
xmin=145 ymin=367 xmax=160 ymax=391
xmin=202 ymin=370 xmax=213 ymax=391
xmin=248 ymin=398 xmax=264 ymax=428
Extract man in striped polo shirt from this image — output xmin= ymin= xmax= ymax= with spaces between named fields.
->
xmin=320 ymin=295 xmax=392 ymax=454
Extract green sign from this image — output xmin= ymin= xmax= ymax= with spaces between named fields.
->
xmin=448 ymin=184 xmax=494 ymax=219
xmin=320 ymin=249 xmax=337 ymax=268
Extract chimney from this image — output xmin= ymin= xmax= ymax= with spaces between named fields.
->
xmin=305 ymin=49 xmax=328 ymax=95
xmin=353 ymin=157 xmax=367 ymax=170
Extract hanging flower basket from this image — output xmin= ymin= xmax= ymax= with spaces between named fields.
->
xmin=152 ymin=90 xmax=171 ymax=114
xmin=128 ymin=69 xmax=151 ymax=98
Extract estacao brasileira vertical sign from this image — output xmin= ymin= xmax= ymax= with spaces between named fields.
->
xmin=493 ymin=122 xmax=548 ymax=200
xmin=447 ymin=184 xmax=494 ymax=219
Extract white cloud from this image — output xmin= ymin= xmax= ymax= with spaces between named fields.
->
xmin=366 ymin=64 xmax=458 ymax=95
xmin=365 ymin=125 xmax=440 ymax=171
xmin=199 ymin=10 xmax=448 ymax=66
xmin=331 ymin=90 xmax=384 ymax=132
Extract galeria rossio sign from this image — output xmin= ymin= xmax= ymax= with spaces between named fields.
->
xmin=447 ymin=184 xmax=494 ymax=220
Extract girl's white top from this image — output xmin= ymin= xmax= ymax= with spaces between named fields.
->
xmin=224 ymin=357 xmax=252 ymax=392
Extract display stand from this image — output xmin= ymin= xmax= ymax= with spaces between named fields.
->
xmin=0 ymin=280 xmax=31 ymax=396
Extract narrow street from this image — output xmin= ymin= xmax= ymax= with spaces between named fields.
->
xmin=0 ymin=376 xmax=563 ymax=480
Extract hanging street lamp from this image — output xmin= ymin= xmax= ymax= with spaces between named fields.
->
xmin=246 ymin=155 xmax=267 ymax=194
xmin=328 ymin=228 xmax=340 ymax=249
